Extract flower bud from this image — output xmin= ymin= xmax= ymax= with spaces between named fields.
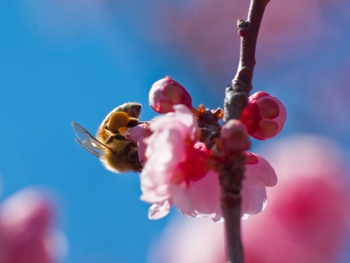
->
xmin=149 ymin=76 xmax=192 ymax=114
xmin=240 ymin=91 xmax=286 ymax=140
xmin=220 ymin=119 xmax=250 ymax=154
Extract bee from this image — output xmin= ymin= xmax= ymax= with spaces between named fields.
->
xmin=72 ymin=102 xmax=143 ymax=173
xmin=97 ymin=102 xmax=142 ymax=142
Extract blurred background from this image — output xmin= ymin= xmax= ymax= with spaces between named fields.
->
xmin=0 ymin=0 xmax=349 ymax=262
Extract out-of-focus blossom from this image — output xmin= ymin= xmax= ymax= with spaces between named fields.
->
xmin=147 ymin=217 xmax=226 ymax=263
xmin=243 ymin=135 xmax=350 ymax=263
xmin=149 ymin=76 xmax=192 ymax=114
xmin=148 ymin=135 xmax=350 ymax=263
xmin=140 ymin=105 xmax=277 ymax=221
xmin=142 ymin=0 xmax=339 ymax=86
xmin=0 ymin=188 xmax=66 ymax=263
xmin=240 ymin=92 xmax=286 ymax=140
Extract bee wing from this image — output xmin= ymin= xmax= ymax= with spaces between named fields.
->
xmin=71 ymin=122 xmax=113 ymax=158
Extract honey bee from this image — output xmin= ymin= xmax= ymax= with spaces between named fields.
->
xmin=72 ymin=103 xmax=143 ymax=173
xmin=97 ymin=102 xmax=142 ymax=142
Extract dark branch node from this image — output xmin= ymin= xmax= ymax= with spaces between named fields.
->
xmin=237 ymin=19 xmax=250 ymax=37
xmin=197 ymin=109 xmax=222 ymax=149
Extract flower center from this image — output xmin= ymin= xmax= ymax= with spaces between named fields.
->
xmin=171 ymin=142 xmax=210 ymax=186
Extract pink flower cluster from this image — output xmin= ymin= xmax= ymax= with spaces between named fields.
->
xmin=128 ymin=76 xmax=286 ymax=221
xmin=148 ymin=135 xmax=350 ymax=263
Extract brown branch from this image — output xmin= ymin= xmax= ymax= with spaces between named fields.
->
xmin=220 ymin=0 xmax=269 ymax=262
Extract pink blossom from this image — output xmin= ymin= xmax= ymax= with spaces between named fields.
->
xmin=0 ymin=188 xmax=64 ymax=263
xmin=240 ymin=91 xmax=287 ymax=140
xmin=148 ymin=135 xmax=350 ymax=263
xmin=140 ymin=104 xmax=277 ymax=221
xmin=126 ymin=122 xmax=152 ymax=163
xmin=149 ymin=76 xmax=193 ymax=114
xmin=140 ymin=104 xmax=212 ymax=219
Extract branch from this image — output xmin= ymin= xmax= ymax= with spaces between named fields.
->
xmin=220 ymin=0 xmax=269 ymax=262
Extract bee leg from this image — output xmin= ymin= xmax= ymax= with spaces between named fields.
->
xmin=106 ymin=134 xmax=125 ymax=144
xmin=130 ymin=150 xmax=139 ymax=161
xmin=125 ymin=146 xmax=138 ymax=160
xmin=123 ymin=142 xmax=132 ymax=156
xmin=113 ymin=134 xmax=126 ymax=140
xmin=137 ymin=159 xmax=144 ymax=172
xmin=105 ymin=135 xmax=114 ymax=144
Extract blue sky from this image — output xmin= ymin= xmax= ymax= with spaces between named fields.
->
xmin=0 ymin=1 xmax=179 ymax=262
xmin=1 ymin=0 xmax=350 ymax=262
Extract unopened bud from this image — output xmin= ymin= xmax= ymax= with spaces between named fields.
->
xmin=220 ymin=119 xmax=250 ymax=154
xmin=149 ymin=76 xmax=192 ymax=114
xmin=240 ymin=91 xmax=286 ymax=140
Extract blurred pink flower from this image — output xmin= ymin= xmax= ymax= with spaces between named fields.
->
xmin=243 ymin=135 xmax=350 ymax=263
xmin=149 ymin=76 xmax=193 ymax=114
xmin=144 ymin=0 xmax=335 ymax=83
xmin=148 ymin=135 xmax=350 ymax=263
xmin=240 ymin=91 xmax=287 ymax=140
xmin=140 ymin=105 xmax=277 ymax=221
xmin=147 ymin=217 xmax=226 ymax=263
xmin=0 ymin=188 xmax=65 ymax=263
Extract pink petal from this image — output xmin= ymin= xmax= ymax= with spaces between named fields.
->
xmin=185 ymin=171 xmax=222 ymax=221
xmin=149 ymin=105 xmax=198 ymax=140
xmin=126 ymin=123 xmax=151 ymax=163
xmin=246 ymin=152 xmax=277 ymax=187
xmin=148 ymin=200 xmax=171 ymax=220
xmin=241 ymin=178 xmax=267 ymax=217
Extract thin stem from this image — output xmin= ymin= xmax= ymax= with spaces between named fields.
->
xmin=220 ymin=0 xmax=269 ymax=262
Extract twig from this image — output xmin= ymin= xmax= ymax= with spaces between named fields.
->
xmin=220 ymin=0 xmax=270 ymax=262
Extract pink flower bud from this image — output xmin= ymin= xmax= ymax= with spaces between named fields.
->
xmin=149 ymin=76 xmax=192 ymax=114
xmin=240 ymin=91 xmax=286 ymax=140
xmin=220 ymin=120 xmax=250 ymax=153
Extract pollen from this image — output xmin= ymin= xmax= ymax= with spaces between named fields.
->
xmin=108 ymin=112 xmax=130 ymax=132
